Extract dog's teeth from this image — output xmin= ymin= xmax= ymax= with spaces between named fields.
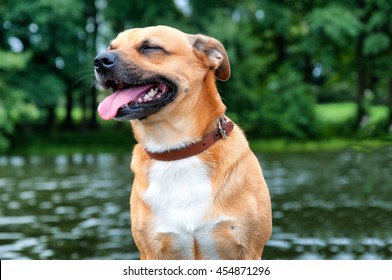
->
xmin=138 ymin=98 xmax=143 ymax=103
xmin=158 ymin=83 xmax=168 ymax=93
xmin=156 ymin=94 xmax=162 ymax=99
xmin=115 ymin=81 xmax=124 ymax=88
xmin=147 ymin=88 xmax=157 ymax=97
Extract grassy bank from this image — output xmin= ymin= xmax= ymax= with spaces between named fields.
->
xmin=251 ymin=102 xmax=390 ymax=153
xmin=315 ymin=102 xmax=389 ymax=136
xmin=250 ymin=138 xmax=391 ymax=153
xmin=11 ymin=130 xmax=391 ymax=156
xmin=315 ymin=102 xmax=388 ymax=124
xmin=10 ymin=123 xmax=136 ymax=155
xmin=8 ymin=103 xmax=391 ymax=155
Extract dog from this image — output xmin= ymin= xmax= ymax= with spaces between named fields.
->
xmin=94 ymin=25 xmax=272 ymax=260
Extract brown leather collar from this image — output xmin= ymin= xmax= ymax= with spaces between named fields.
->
xmin=145 ymin=117 xmax=234 ymax=161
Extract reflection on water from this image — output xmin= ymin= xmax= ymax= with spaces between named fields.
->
xmin=0 ymin=147 xmax=391 ymax=259
xmin=262 ymin=147 xmax=392 ymax=260
xmin=0 ymin=153 xmax=138 ymax=260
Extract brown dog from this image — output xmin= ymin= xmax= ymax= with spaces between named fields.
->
xmin=94 ymin=25 xmax=272 ymax=260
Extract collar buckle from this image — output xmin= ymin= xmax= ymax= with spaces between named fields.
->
xmin=218 ymin=118 xmax=228 ymax=139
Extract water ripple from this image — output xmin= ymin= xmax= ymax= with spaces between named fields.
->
xmin=0 ymin=150 xmax=391 ymax=259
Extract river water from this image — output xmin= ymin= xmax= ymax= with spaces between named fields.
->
xmin=0 ymin=147 xmax=391 ymax=259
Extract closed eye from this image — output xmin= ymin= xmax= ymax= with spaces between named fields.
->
xmin=139 ymin=44 xmax=166 ymax=54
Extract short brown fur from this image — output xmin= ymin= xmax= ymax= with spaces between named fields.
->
xmin=98 ymin=26 xmax=272 ymax=260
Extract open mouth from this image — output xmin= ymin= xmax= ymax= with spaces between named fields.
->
xmin=97 ymin=78 xmax=177 ymax=121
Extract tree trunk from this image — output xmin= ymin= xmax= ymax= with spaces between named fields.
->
xmin=275 ymin=35 xmax=286 ymax=63
xmin=62 ymin=84 xmax=74 ymax=129
xmin=385 ymin=78 xmax=392 ymax=133
xmin=80 ymin=91 xmax=87 ymax=130
xmin=44 ymin=105 xmax=56 ymax=132
xmin=303 ymin=54 xmax=313 ymax=83
xmin=89 ymin=86 xmax=99 ymax=129
xmin=353 ymin=35 xmax=368 ymax=131
xmin=87 ymin=0 xmax=99 ymax=129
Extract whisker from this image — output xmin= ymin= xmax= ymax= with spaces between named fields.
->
xmin=72 ymin=68 xmax=94 ymax=77
xmin=72 ymin=73 xmax=95 ymax=87
xmin=88 ymin=80 xmax=99 ymax=92
xmin=74 ymin=69 xmax=94 ymax=74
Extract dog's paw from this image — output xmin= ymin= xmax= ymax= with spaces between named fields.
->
xmin=149 ymin=231 xmax=194 ymax=259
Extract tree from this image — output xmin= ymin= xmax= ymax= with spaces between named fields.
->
xmin=307 ymin=0 xmax=392 ymax=132
xmin=361 ymin=0 xmax=392 ymax=133
xmin=2 ymin=0 xmax=87 ymax=130
xmin=1 ymin=0 xmax=390 ymax=150
xmin=103 ymin=0 xmax=183 ymax=33
xmin=0 ymin=50 xmax=35 ymax=151
xmin=1 ymin=0 xmax=106 ymax=132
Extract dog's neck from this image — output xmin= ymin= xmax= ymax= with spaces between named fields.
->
xmin=131 ymin=106 xmax=226 ymax=154
xmin=131 ymin=74 xmax=226 ymax=153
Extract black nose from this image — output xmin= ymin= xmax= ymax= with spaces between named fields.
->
xmin=94 ymin=52 xmax=118 ymax=72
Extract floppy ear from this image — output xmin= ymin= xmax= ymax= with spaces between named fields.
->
xmin=190 ymin=34 xmax=231 ymax=81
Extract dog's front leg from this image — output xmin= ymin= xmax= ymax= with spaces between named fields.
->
xmin=194 ymin=217 xmax=263 ymax=260
xmin=136 ymin=230 xmax=194 ymax=260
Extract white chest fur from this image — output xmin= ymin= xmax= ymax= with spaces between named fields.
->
xmin=143 ymin=156 xmax=213 ymax=233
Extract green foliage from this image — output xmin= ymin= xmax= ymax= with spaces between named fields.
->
xmin=363 ymin=33 xmax=390 ymax=56
xmin=1 ymin=0 xmax=97 ymax=128
xmin=0 ymin=50 xmax=32 ymax=70
xmin=201 ymin=8 xmax=267 ymax=123
xmin=22 ymin=73 xmax=66 ymax=108
xmin=103 ymin=0 xmax=183 ymax=33
xmin=308 ymin=5 xmax=362 ymax=46
xmin=0 ymin=51 xmax=38 ymax=151
xmin=254 ymin=64 xmax=317 ymax=139
xmin=1 ymin=0 xmax=392 ymax=153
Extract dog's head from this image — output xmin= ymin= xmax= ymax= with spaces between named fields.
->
xmin=94 ymin=25 xmax=230 ymax=121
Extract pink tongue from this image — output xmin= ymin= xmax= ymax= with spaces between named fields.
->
xmin=97 ymin=84 xmax=153 ymax=120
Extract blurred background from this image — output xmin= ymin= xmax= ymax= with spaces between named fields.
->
xmin=0 ymin=0 xmax=391 ymax=259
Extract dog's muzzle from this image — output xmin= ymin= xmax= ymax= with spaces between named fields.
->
xmin=93 ymin=52 xmax=178 ymax=121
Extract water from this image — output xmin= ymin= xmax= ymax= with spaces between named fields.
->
xmin=0 ymin=147 xmax=391 ymax=259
